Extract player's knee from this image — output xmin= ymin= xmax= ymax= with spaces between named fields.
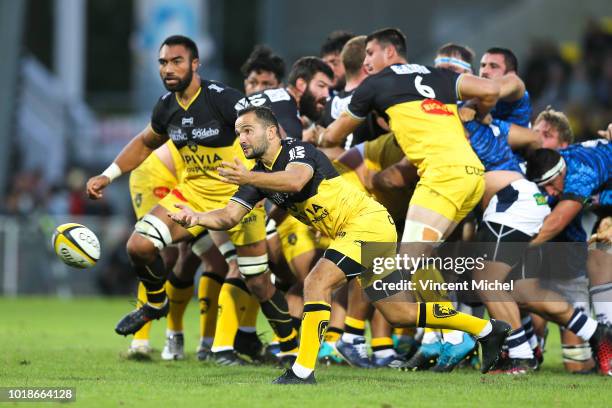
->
xmin=244 ymin=272 xmax=273 ymax=300
xmin=401 ymin=220 xmax=443 ymax=243
xmin=126 ymin=233 xmax=157 ymax=264
xmin=134 ymin=214 xmax=173 ymax=251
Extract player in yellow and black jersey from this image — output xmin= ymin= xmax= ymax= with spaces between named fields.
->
xmin=319 ymin=28 xmax=511 ymax=376
xmin=86 ymin=35 xmax=299 ymax=365
xmin=169 ymin=106 xmax=511 ymax=384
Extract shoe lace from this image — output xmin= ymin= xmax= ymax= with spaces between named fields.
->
xmin=354 ymin=341 xmax=369 ymax=360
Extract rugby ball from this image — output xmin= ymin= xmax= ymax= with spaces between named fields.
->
xmin=52 ymin=223 xmax=100 ymax=268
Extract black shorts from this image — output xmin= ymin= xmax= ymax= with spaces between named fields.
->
xmin=475 ymin=221 xmax=531 ymax=269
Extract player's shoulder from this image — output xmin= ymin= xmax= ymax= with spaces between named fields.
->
xmin=248 ymin=87 xmax=293 ymax=105
xmin=203 ymin=79 xmax=245 ymax=101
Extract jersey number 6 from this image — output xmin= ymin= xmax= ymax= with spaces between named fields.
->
xmin=415 ymin=75 xmax=436 ymax=99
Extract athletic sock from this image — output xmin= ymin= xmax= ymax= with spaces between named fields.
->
xmin=506 ymin=328 xmax=534 ymax=359
xmin=211 ymin=278 xmax=249 ymax=352
xmin=341 ymin=316 xmax=366 ymax=343
xmin=324 ymin=326 xmax=343 ymax=346
xmin=590 ymin=283 xmax=612 ymax=324
xmin=293 ymin=302 xmax=331 ymax=378
xmin=198 ymin=272 xmax=223 ymax=341
xmin=441 ymin=330 xmax=465 ymax=345
xmin=372 ymin=337 xmax=396 ymax=359
xmin=239 ymin=294 xmax=260 ymax=332
xmin=165 ymin=272 xmax=194 ymax=332
xmin=260 ymin=289 xmax=298 ymax=353
xmin=565 ymin=309 xmax=598 ymax=341
xmin=133 ymin=282 xmax=152 ymax=341
xmin=416 ymin=302 xmax=489 ymax=338
xmin=521 ymin=315 xmax=539 ymax=349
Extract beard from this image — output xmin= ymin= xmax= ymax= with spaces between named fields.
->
xmin=299 ymin=87 xmax=326 ymax=122
xmin=162 ymin=67 xmax=193 ymax=92
xmin=243 ymin=139 xmax=268 ymax=159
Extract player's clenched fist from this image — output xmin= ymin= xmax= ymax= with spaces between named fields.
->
xmin=169 ymin=204 xmax=200 ymax=228
xmin=86 ymin=175 xmax=111 ymax=200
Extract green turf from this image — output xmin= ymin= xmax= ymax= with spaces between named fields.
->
xmin=1 ymin=297 xmax=610 ymax=408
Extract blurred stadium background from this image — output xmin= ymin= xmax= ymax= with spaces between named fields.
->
xmin=0 ymin=0 xmax=610 ymax=297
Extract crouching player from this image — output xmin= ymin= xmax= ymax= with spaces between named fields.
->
xmin=169 ymin=106 xmax=511 ymax=384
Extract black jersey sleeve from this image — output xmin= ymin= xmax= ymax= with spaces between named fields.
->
xmin=346 ymin=78 xmax=376 ymax=120
xmin=150 ymin=93 xmax=172 ymax=135
xmin=207 ymin=82 xmax=246 ymax=127
xmin=230 ymin=184 xmax=265 ymax=211
xmin=285 ymin=141 xmax=320 ymax=172
xmin=434 ymin=67 xmax=461 ymax=100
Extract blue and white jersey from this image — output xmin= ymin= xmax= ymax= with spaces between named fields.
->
xmin=491 ymin=90 xmax=532 ymax=128
xmin=559 ymin=139 xmax=612 ymax=206
xmin=465 ymin=118 xmax=523 ymax=173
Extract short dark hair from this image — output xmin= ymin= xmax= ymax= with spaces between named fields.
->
xmin=288 ymin=56 xmax=334 ymax=86
xmin=237 ymin=105 xmax=280 ymax=134
xmin=485 ymin=47 xmax=518 ymax=72
xmin=320 ymin=30 xmax=354 ymax=57
xmin=366 ymin=28 xmax=407 ymax=58
xmin=160 ymin=35 xmax=199 ymax=61
xmin=437 ymin=43 xmax=475 ymax=65
xmin=525 ymin=148 xmax=562 ymax=184
xmin=241 ymin=45 xmax=286 ymax=81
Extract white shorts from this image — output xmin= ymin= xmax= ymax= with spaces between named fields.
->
xmin=484 ymin=178 xmax=551 ymax=237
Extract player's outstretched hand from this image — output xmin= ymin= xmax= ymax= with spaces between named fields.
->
xmin=169 ymin=204 xmax=200 ymax=228
xmin=597 ymin=123 xmax=612 ymax=140
xmin=218 ymin=158 xmax=251 ymax=185
xmin=588 ymin=216 xmax=612 ymax=245
xmin=86 ymin=175 xmax=110 ymax=200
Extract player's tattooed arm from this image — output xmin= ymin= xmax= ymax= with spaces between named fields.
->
xmin=169 ymin=201 xmax=248 ymax=230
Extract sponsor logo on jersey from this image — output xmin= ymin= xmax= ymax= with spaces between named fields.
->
xmin=169 ymin=127 xmax=188 ymax=142
xmin=208 ymin=83 xmax=224 ymax=93
xmin=432 ymin=303 xmax=458 ymax=318
xmin=191 ymin=127 xmax=220 ymax=139
xmin=289 ymin=146 xmax=306 ymax=161
xmin=153 ymin=186 xmax=171 ymax=199
xmin=288 ymin=233 xmax=297 ymax=245
xmin=533 ymin=193 xmax=548 ymax=206
xmin=171 ymin=188 xmax=188 ymax=202
xmin=134 ymin=193 xmax=142 ymax=208
xmin=264 ymin=88 xmax=291 ymax=102
xmin=182 ymin=117 xmax=194 ymax=126
xmin=421 ymin=98 xmax=453 ymax=116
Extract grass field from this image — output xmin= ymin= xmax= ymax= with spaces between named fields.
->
xmin=1 ymin=297 xmax=611 ymax=408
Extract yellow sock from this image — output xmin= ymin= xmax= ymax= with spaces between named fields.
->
xmin=198 ymin=273 xmax=223 ymax=340
xmin=324 ymin=327 xmax=342 ymax=343
xmin=417 ymin=302 xmax=488 ymax=336
xmin=344 ymin=316 xmax=366 ymax=336
xmin=239 ymin=295 xmax=260 ymax=330
xmin=294 ymin=302 xmax=331 ymax=375
xmin=165 ymin=275 xmax=194 ymax=332
xmin=393 ymin=327 xmax=416 ymax=337
xmin=211 ymin=279 xmax=250 ymax=351
xmin=134 ymin=282 xmax=152 ymax=341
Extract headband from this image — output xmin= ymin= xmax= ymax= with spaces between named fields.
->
xmin=534 ymin=157 xmax=565 ymax=186
xmin=434 ymin=56 xmax=473 ymax=73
